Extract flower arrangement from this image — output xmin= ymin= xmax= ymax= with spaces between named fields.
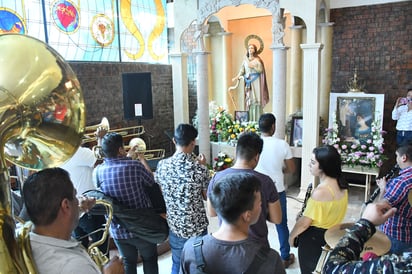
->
xmin=323 ymin=113 xmax=387 ymax=168
xmin=193 ymin=102 xmax=260 ymax=144
xmin=227 ymin=120 xmax=259 ymax=145
xmin=213 ymin=152 xmax=234 ymax=171
xmin=209 ymin=102 xmax=234 ymax=142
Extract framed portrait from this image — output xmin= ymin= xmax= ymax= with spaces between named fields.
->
xmin=235 ymin=111 xmax=249 ymax=122
xmin=328 ymin=93 xmax=384 ymax=144
xmin=290 ymin=116 xmax=303 ymax=146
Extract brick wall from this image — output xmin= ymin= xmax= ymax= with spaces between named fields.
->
xmin=331 ymin=1 xmax=412 ymax=172
xmin=69 ymin=62 xmax=174 ymax=155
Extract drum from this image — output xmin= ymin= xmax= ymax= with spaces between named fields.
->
xmin=313 ymin=223 xmax=392 ymax=273
xmin=325 ymin=223 xmax=391 ymax=257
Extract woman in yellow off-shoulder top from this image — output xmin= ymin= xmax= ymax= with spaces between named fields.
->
xmin=289 ymin=145 xmax=349 ymax=274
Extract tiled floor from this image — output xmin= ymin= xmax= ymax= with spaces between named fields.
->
xmin=135 ymin=185 xmax=366 ymax=273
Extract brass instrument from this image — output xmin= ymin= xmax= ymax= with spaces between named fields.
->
xmin=82 ymin=117 xmax=110 ymax=144
xmin=82 ymin=117 xmax=145 ymax=145
xmin=93 ymin=130 xmax=165 ymax=161
xmin=125 ymin=137 xmax=166 ymax=160
xmin=0 ymin=34 xmax=85 ymax=273
xmin=88 ymin=199 xmax=113 ymax=270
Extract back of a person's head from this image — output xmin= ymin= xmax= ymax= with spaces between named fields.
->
xmin=236 ymin=132 xmax=263 ymax=161
xmin=23 ymin=167 xmax=74 ymax=226
xmin=313 ymin=145 xmax=348 ymax=189
xmin=258 ymin=113 xmax=276 ymax=133
xmin=174 ymin=123 xmax=198 ymax=146
xmin=396 ymin=140 xmax=412 ymax=160
xmin=209 ymin=172 xmax=260 ymax=224
xmin=102 ymin=132 xmax=123 ymax=158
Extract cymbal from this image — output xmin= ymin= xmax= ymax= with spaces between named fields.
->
xmin=408 ymin=190 xmax=412 ymax=206
xmin=325 ymin=223 xmax=391 ymax=256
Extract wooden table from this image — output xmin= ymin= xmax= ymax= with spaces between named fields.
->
xmin=342 ymin=165 xmax=379 ymax=202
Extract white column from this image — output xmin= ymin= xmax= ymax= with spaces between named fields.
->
xmin=194 ymin=51 xmax=211 ymax=163
xmin=289 ymin=26 xmax=303 ymax=114
xmin=271 ymin=46 xmax=289 ymax=140
xmin=169 ymin=53 xmax=189 ymax=128
xmin=300 ymin=43 xmax=323 ymax=195
xmin=218 ymin=32 xmax=233 ymax=114
xmin=319 ymin=23 xmax=334 ymax=121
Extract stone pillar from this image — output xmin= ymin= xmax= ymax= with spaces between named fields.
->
xmin=194 ymin=51 xmax=211 ymax=163
xmin=300 ymin=43 xmax=323 ymax=195
xmin=169 ymin=52 xmax=189 ymax=128
xmin=203 ymin=34 xmax=213 ymax=104
xmin=271 ymin=45 xmax=289 ymax=140
xmin=289 ymin=26 xmax=303 ymax=114
xmin=319 ymin=23 xmax=334 ymax=122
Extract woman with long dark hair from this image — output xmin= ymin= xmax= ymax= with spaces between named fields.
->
xmin=289 ymin=145 xmax=349 ymax=274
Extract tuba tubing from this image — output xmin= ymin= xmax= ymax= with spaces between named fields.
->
xmin=0 ymin=34 xmax=86 ymax=274
xmin=87 ymin=199 xmax=113 ymax=270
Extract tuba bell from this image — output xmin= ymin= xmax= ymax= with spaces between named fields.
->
xmin=0 ymin=34 xmax=85 ymax=273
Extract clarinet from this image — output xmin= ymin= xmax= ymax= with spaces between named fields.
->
xmin=293 ymin=183 xmax=313 ymax=247
xmin=297 ymin=183 xmax=313 ymax=219
xmin=364 ymin=164 xmax=399 ymax=205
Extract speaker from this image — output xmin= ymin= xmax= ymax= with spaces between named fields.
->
xmin=122 ymin=72 xmax=153 ymax=120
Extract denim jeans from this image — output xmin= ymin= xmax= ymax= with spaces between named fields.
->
xmin=114 ymin=237 xmax=158 ymax=274
xmin=389 ymin=236 xmax=411 ymax=255
xmin=275 ymin=191 xmax=291 ymax=261
xmin=396 ymin=130 xmax=412 ymax=146
xmin=169 ymin=229 xmax=207 ymax=274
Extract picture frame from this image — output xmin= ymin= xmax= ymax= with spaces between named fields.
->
xmin=290 ymin=116 xmax=303 ymax=146
xmin=328 ymin=93 xmax=384 ymax=144
xmin=234 ymin=111 xmax=249 ymax=122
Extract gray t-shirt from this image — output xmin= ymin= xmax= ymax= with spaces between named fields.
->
xmin=180 ymin=234 xmax=285 ymax=274
xmin=208 ymin=168 xmax=279 ymax=247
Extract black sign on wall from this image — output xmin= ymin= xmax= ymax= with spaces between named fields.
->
xmin=122 ymin=72 xmax=153 ymax=120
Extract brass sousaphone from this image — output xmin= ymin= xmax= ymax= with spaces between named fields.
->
xmin=0 ymin=34 xmax=85 ymax=273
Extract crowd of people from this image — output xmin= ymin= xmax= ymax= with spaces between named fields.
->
xmin=9 ymin=106 xmax=412 ymax=273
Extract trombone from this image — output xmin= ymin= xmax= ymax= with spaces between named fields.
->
xmin=126 ymin=139 xmax=166 ymax=161
xmin=82 ymin=117 xmax=145 ymax=145
xmin=86 ymin=118 xmax=165 ymax=161
xmin=93 ymin=136 xmax=166 ymax=161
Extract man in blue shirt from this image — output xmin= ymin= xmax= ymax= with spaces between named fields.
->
xmin=93 ymin=132 xmax=158 ymax=274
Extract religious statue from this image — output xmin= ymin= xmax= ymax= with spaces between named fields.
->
xmin=231 ymin=42 xmax=269 ymax=122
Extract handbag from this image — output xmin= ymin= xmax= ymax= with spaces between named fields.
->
xmin=83 ymin=189 xmax=169 ymax=244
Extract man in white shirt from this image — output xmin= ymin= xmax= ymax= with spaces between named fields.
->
xmin=255 ymin=113 xmax=296 ymax=268
xmin=61 ymin=143 xmax=108 ymax=255
xmin=23 ymin=167 xmax=123 ymax=274
xmin=392 ymin=88 xmax=412 ymax=145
